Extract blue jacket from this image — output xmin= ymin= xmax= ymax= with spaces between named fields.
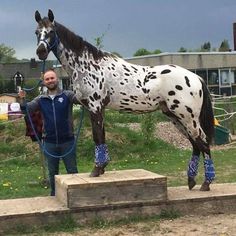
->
xmin=22 ymin=90 xmax=79 ymax=144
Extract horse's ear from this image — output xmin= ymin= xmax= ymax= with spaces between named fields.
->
xmin=35 ymin=10 xmax=42 ymax=23
xmin=48 ymin=9 xmax=54 ymax=22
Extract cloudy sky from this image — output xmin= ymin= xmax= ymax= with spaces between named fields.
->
xmin=1 ymin=0 xmax=236 ymax=60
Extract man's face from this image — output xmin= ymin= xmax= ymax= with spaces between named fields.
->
xmin=43 ymin=71 xmax=58 ymax=91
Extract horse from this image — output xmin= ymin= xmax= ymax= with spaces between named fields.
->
xmin=34 ymin=9 xmax=215 ymax=191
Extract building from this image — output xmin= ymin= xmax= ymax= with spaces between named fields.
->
xmin=2 ymin=52 xmax=236 ymax=96
xmin=126 ymin=52 xmax=236 ymax=96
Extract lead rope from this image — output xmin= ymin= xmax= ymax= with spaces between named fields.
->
xmin=25 ymin=104 xmax=85 ymax=158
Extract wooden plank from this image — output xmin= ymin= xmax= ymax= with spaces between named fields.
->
xmin=55 ymin=169 xmax=167 ymax=208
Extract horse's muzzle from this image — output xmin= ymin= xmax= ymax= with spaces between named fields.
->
xmin=36 ymin=44 xmax=48 ymax=60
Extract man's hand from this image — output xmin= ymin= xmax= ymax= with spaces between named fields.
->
xmin=18 ymin=90 xmax=26 ymax=99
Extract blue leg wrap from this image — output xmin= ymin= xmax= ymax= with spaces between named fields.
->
xmin=187 ymin=155 xmax=200 ymax=178
xmin=95 ymin=144 xmax=110 ymax=166
xmin=204 ymin=158 xmax=215 ymax=183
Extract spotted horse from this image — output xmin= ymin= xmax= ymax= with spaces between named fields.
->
xmin=34 ymin=9 xmax=215 ymax=191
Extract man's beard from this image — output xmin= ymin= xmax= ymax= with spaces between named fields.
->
xmin=47 ymin=83 xmax=58 ymax=91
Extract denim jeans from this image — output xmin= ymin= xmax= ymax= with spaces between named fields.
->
xmin=44 ymin=139 xmax=78 ymax=196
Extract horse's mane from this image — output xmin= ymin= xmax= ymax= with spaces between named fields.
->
xmin=55 ymin=21 xmax=111 ymax=61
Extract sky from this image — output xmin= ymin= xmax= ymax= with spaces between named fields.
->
xmin=1 ymin=0 xmax=236 ymax=60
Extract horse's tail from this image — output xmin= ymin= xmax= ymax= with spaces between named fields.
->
xmin=199 ymin=79 xmax=215 ymax=144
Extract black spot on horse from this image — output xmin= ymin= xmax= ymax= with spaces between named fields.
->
xmin=161 ymin=69 xmax=171 ymax=74
xmin=185 ymin=106 xmax=193 ymax=113
xmin=175 ymin=85 xmax=183 ymax=90
xmin=199 ymin=89 xmax=202 ymax=97
xmin=170 ymin=104 xmax=179 ymax=110
xmin=93 ymin=92 xmax=101 ymax=100
xmin=142 ymin=88 xmax=150 ymax=94
xmin=190 ymin=92 xmax=193 ymax=96
xmin=65 ymin=52 xmax=69 ymax=60
xmin=124 ymin=67 xmax=130 ymax=72
xmin=193 ymin=120 xmax=197 ymax=128
xmin=123 ymin=98 xmax=130 ymax=102
xmin=185 ymin=76 xmax=191 ymax=87
xmin=99 ymin=82 xmax=102 ymax=90
xmin=120 ymin=92 xmax=127 ymax=95
xmin=173 ymin=99 xmax=180 ymax=104
xmin=120 ymin=102 xmax=129 ymax=105
xmin=168 ymin=91 xmax=175 ymax=96
xmin=180 ymin=113 xmax=185 ymax=118
xmin=130 ymin=95 xmax=138 ymax=101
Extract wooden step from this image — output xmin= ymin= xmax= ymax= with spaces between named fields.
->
xmin=55 ymin=169 xmax=167 ymax=208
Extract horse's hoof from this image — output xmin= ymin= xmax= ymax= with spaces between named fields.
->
xmin=99 ymin=162 xmax=108 ymax=175
xmin=89 ymin=166 xmax=101 ymax=177
xmin=89 ymin=163 xmax=108 ymax=177
xmin=200 ymin=181 xmax=210 ymax=191
xmin=188 ymin=177 xmax=196 ymax=190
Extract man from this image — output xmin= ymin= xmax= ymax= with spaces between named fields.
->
xmin=19 ymin=69 xmax=79 ymax=196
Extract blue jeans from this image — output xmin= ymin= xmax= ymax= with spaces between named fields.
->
xmin=44 ymin=140 xmax=78 ymax=196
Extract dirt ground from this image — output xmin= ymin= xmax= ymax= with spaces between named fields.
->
xmin=49 ymin=213 xmax=236 ymax=236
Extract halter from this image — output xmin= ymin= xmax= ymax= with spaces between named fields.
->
xmin=38 ymin=31 xmax=59 ymax=57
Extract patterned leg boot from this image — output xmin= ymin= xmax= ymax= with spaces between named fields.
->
xmin=90 ymin=144 xmax=110 ymax=177
xmin=200 ymin=157 xmax=215 ymax=191
xmin=187 ymin=155 xmax=200 ymax=190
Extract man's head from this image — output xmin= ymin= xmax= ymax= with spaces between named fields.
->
xmin=43 ymin=69 xmax=58 ymax=91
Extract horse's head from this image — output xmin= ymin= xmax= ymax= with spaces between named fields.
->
xmin=35 ymin=9 xmax=58 ymax=60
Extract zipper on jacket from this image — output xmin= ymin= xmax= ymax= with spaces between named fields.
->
xmin=52 ymin=99 xmax=59 ymax=145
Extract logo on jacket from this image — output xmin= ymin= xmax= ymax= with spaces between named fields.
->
xmin=58 ymin=97 xmax=64 ymax=103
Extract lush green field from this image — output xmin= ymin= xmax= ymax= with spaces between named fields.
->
xmin=0 ymin=109 xmax=236 ymax=200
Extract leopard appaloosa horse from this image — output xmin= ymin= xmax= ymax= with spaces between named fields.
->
xmin=34 ymin=9 xmax=215 ymax=191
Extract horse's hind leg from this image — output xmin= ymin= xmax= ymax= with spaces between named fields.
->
xmin=89 ymin=110 xmax=110 ymax=177
xmin=187 ymin=138 xmax=201 ymax=190
xmin=191 ymin=137 xmax=215 ymax=191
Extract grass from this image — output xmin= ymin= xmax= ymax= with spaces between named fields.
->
xmin=1 ymin=109 xmax=236 ymax=235
xmin=0 ymin=109 xmax=236 ymax=199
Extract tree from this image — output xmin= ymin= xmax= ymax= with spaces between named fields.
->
xmin=153 ymin=49 xmax=162 ymax=54
xmin=0 ymin=43 xmax=17 ymax=63
xmin=219 ymin=39 xmax=230 ymax=52
xmin=133 ymin=48 xmax=162 ymax=57
xmin=201 ymin=42 xmax=211 ymax=52
xmin=178 ymin=47 xmax=188 ymax=52
xmin=133 ymin=48 xmax=151 ymax=56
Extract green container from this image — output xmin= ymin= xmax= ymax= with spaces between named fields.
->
xmin=214 ymin=125 xmax=230 ymax=145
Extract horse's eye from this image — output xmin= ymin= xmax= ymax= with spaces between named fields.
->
xmin=35 ymin=30 xmax=39 ymax=36
xmin=49 ymin=30 xmax=54 ymax=36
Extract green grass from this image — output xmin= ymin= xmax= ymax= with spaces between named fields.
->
xmin=0 ymin=110 xmax=236 ymax=199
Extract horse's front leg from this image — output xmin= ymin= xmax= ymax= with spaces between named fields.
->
xmin=89 ymin=110 xmax=110 ymax=177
